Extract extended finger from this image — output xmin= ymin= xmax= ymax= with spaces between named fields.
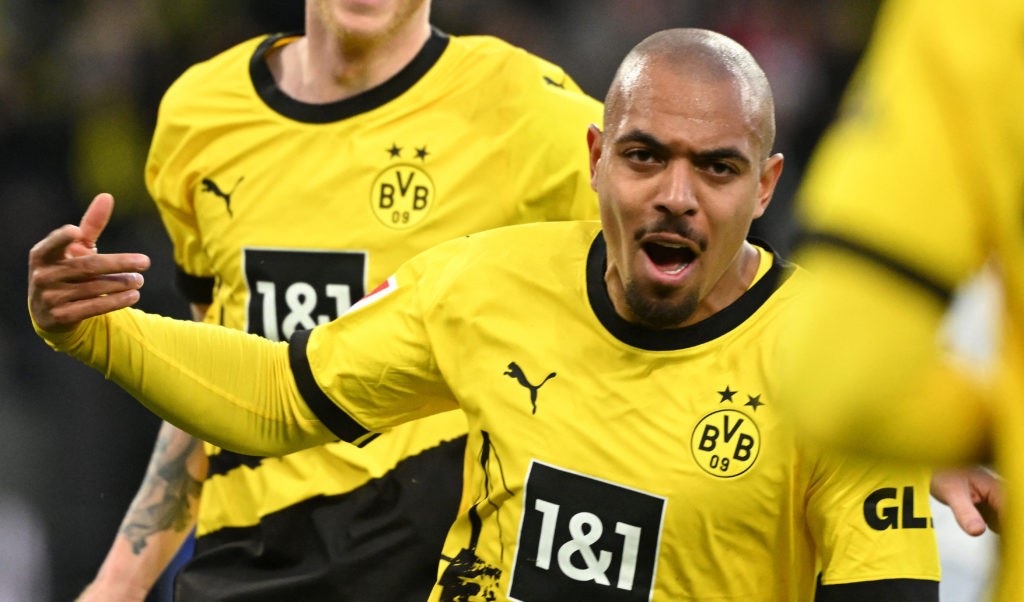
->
xmin=78 ymin=193 xmax=115 ymax=251
xmin=44 ymin=272 xmax=145 ymax=303
xmin=939 ymin=484 xmax=987 ymax=537
xmin=951 ymin=503 xmax=987 ymax=537
xmin=30 ymin=252 xmax=148 ymax=296
xmin=41 ymin=289 xmax=143 ymax=330
xmin=31 ymin=272 xmax=144 ymax=333
xmin=55 ymin=252 xmax=150 ymax=284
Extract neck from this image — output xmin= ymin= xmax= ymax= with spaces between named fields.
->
xmin=695 ymin=241 xmax=761 ymax=319
xmin=267 ymin=8 xmax=431 ymax=104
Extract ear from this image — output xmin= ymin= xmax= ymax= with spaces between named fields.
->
xmin=586 ymin=124 xmax=603 ymax=190
xmin=753 ymin=153 xmax=784 ymax=219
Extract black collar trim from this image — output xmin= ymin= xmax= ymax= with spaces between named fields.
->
xmin=586 ymin=233 xmax=794 ymax=351
xmin=249 ymin=28 xmax=450 ymax=123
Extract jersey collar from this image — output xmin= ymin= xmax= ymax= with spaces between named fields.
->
xmin=586 ymin=233 xmax=794 ymax=351
xmin=249 ymin=28 xmax=450 ymax=123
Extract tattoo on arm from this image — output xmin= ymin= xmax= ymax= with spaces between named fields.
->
xmin=119 ymin=428 xmax=203 ymax=555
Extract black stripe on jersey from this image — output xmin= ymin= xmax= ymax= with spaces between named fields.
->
xmin=251 ymin=28 xmax=450 ymax=123
xmin=288 ymin=329 xmax=374 ymax=444
xmin=586 ymin=233 xmax=794 ymax=351
xmin=182 ymin=436 xmax=466 ymax=602
xmin=207 ymin=439 xmax=383 ymax=480
xmin=207 ymin=449 xmax=264 ymax=477
xmin=799 ymin=230 xmax=953 ymax=304
xmin=175 ymin=265 xmax=214 ymax=304
xmin=815 ymin=574 xmax=938 ymax=601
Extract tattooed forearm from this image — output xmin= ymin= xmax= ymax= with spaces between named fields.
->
xmin=119 ymin=426 xmax=204 ymax=554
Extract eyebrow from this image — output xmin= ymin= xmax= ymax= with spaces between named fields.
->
xmin=698 ymin=147 xmax=752 ymax=169
xmin=614 ymin=128 xmax=752 ymax=168
xmin=614 ymin=129 xmax=664 ymax=150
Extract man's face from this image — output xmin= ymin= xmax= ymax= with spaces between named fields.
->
xmin=312 ymin=0 xmax=429 ymax=47
xmin=589 ymin=59 xmax=782 ymax=329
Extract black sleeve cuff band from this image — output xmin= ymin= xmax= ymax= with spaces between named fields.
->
xmin=288 ymin=329 xmax=375 ymax=445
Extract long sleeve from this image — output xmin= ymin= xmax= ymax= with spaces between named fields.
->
xmin=780 ymin=248 xmax=992 ymax=465
xmin=780 ymin=0 xmax=1011 ymax=465
xmin=36 ymin=308 xmax=339 ymax=456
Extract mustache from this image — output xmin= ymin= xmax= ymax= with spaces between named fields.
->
xmin=633 ymin=218 xmax=707 ymax=252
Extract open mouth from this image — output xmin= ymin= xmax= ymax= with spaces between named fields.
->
xmin=643 ymin=241 xmax=697 ymax=275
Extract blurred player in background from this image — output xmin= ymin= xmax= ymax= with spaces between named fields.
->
xmin=75 ymin=0 xmax=601 ymax=600
xmin=780 ymin=0 xmax=1019 ymax=598
xmin=32 ymin=28 xmax=943 ymax=600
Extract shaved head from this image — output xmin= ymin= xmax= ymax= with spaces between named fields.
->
xmin=605 ymin=29 xmax=776 ymax=159
xmin=588 ymin=27 xmax=785 ymax=330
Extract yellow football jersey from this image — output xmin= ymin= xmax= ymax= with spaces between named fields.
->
xmin=792 ymin=1 xmax=1022 ymax=598
xmin=293 ymin=222 xmax=940 ymax=600
xmin=145 ymin=29 xmax=602 ymax=598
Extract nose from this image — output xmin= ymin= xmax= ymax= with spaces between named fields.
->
xmin=656 ymin=160 xmax=699 ymax=217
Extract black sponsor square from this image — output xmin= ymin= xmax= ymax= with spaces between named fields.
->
xmin=509 ymin=460 xmax=665 ymax=601
xmin=243 ymin=248 xmax=367 ymax=340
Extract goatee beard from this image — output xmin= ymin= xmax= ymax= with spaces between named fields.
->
xmin=624 ymin=282 xmax=699 ymax=329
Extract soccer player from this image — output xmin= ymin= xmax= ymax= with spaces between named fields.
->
xmin=31 ymin=28 xmax=941 ymax=600
xmin=777 ymin=0 xmax=1020 ymax=598
xmin=72 ymin=1 xmax=602 ymax=600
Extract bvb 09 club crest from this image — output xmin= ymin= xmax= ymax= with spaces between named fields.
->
xmin=371 ymin=162 xmax=435 ymax=229
xmin=690 ymin=407 xmax=761 ymax=478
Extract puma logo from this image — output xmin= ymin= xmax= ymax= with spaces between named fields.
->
xmin=201 ymin=176 xmax=244 ymax=216
xmin=503 ymin=362 xmax=556 ymax=414
xmin=542 ymin=75 xmax=566 ymax=89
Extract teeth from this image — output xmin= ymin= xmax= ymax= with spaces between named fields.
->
xmin=664 ymin=263 xmax=689 ymax=275
xmin=644 ymin=240 xmax=694 ymax=276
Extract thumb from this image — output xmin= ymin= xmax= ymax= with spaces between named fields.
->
xmin=74 ymin=193 xmax=115 ymax=255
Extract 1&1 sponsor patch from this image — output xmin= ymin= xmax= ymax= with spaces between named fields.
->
xmin=509 ymin=460 xmax=665 ymax=601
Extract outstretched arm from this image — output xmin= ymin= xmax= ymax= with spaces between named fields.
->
xmin=29 ymin=194 xmax=340 ymax=456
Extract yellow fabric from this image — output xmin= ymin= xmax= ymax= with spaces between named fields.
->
xmin=784 ymin=0 xmax=1023 ymax=598
xmin=782 ymin=249 xmax=992 ymax=464
xmin=34 ymin=308 xmax=331 ymax=455
xmin=142 ymin=31 xmax=602 ymax=534
xmin=786 ymin=0 xmax=1024 ymax=462
xmin=304 ymin=222 xmax=939 ymax=600
xmin=147 ymin=34 xmax=602 ymax=296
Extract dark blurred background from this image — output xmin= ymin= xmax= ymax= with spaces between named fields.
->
xmin=1 ymin=1 xmax=885 ymax=600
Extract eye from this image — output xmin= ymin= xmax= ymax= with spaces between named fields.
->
xmin=698 ymin=159 xmax=742 ymax=180
xmin=708 ymin=161 xmax=738 ymax=176
xmin=622 ymin=147 xmax=661 ymax=166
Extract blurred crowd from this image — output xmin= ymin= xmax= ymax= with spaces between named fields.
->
xmin=0 ymin=2 xmax=880 ymax=600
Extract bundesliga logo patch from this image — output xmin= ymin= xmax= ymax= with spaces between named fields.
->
xmin=349 ymin=275 xmax=398 ymax=314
